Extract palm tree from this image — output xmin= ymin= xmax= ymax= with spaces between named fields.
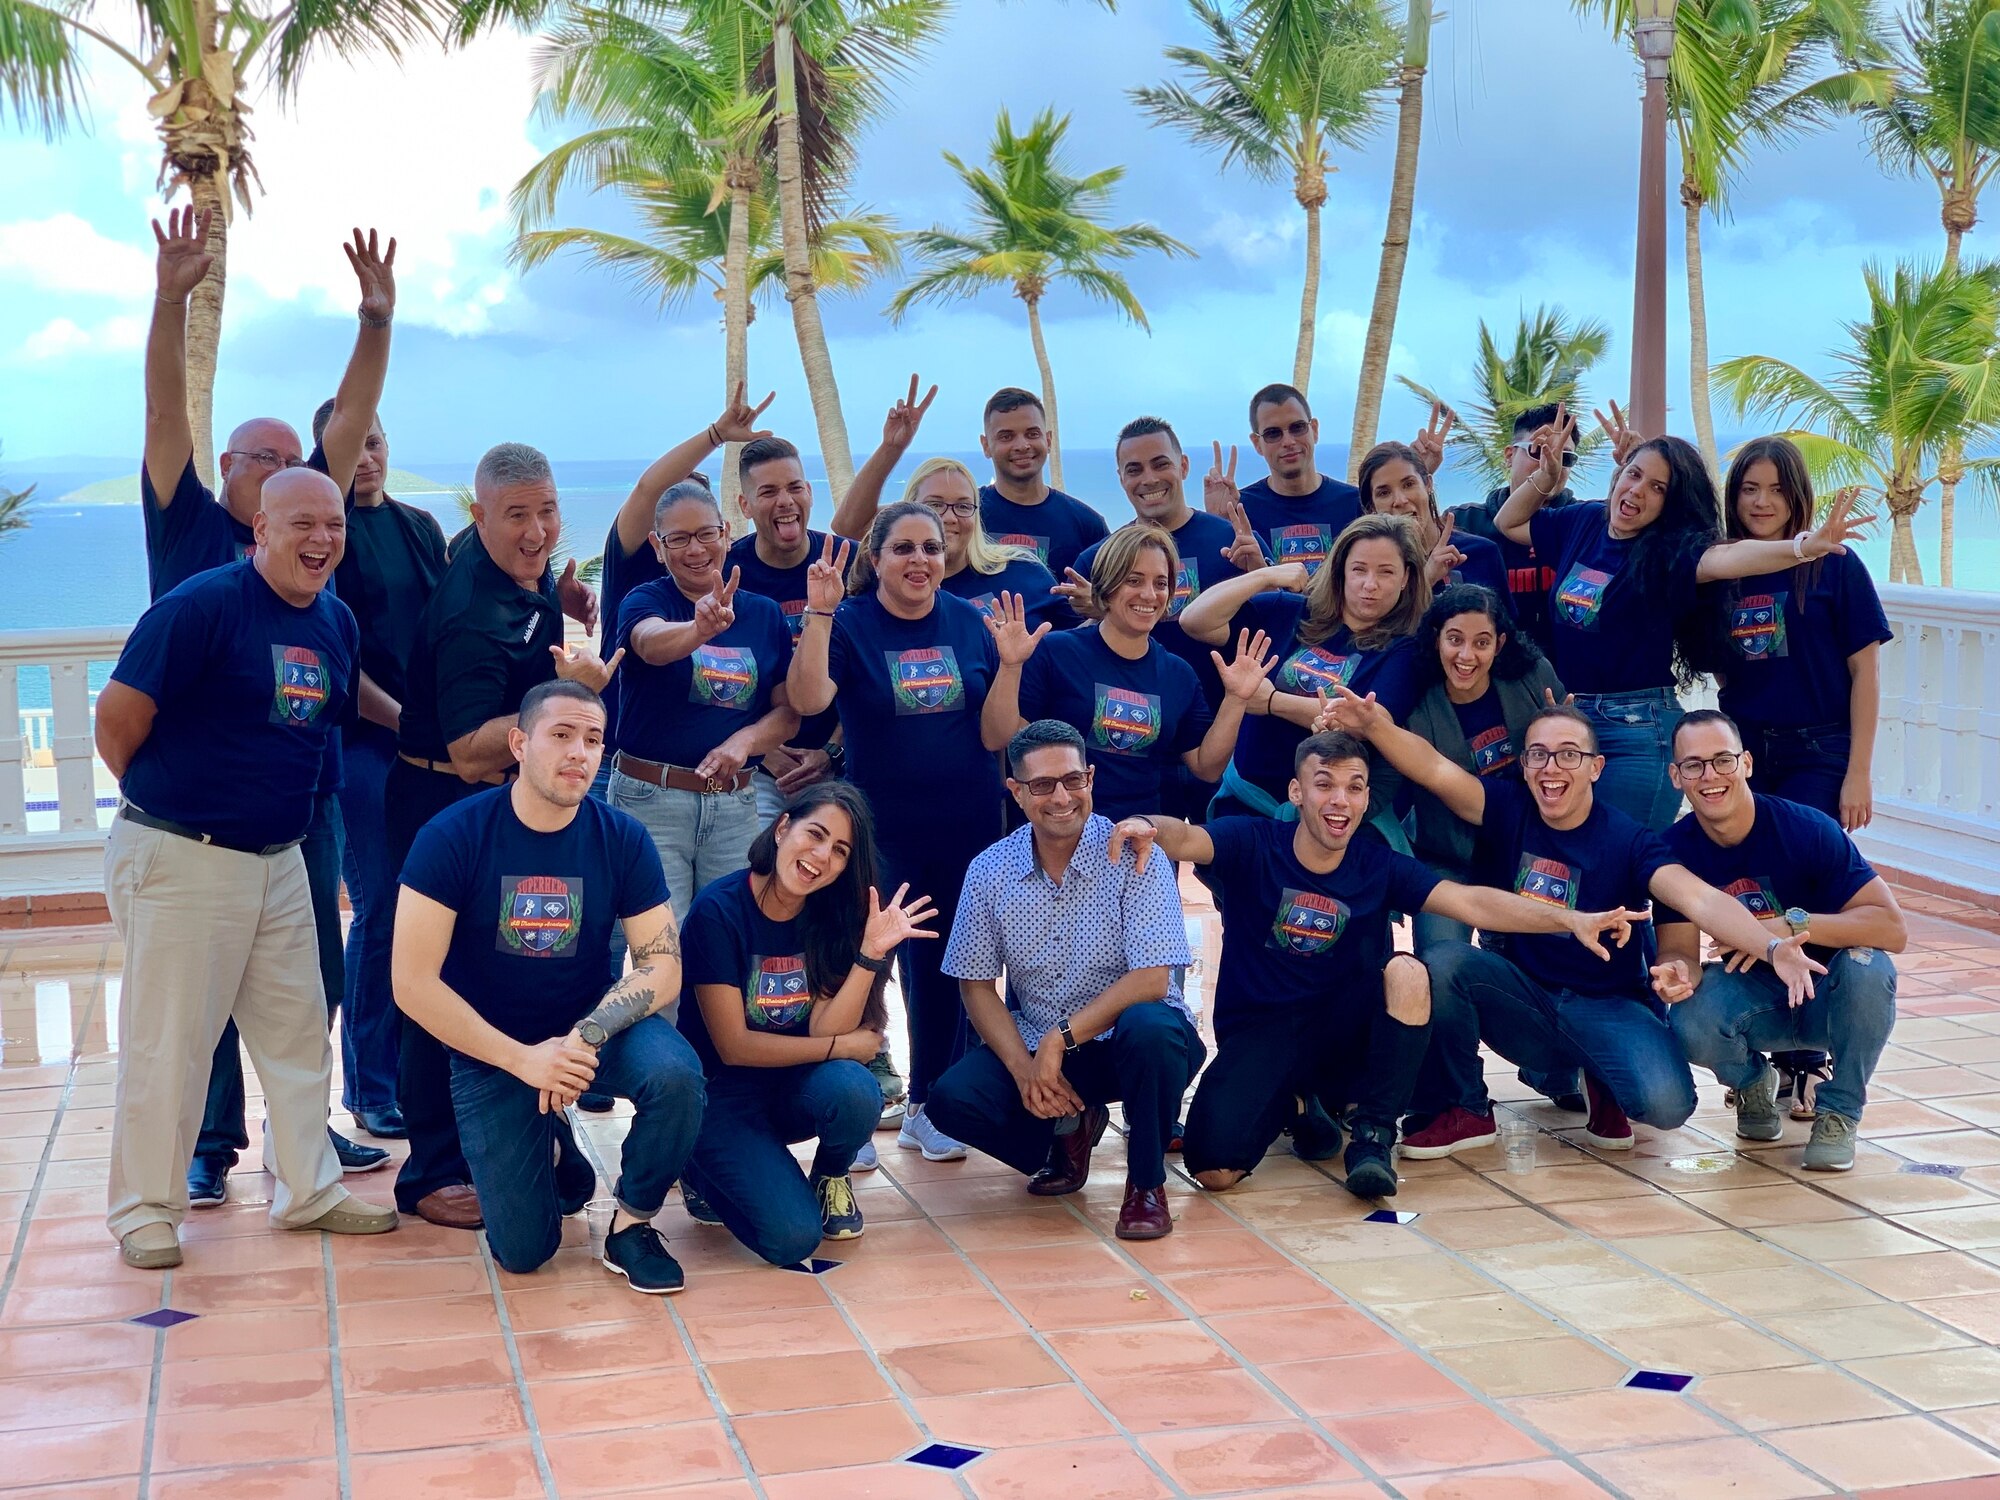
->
xmin=1851 ymin=0 xmax=2000 ymax=582
xmin=888 ymin=108 xmax=1193 ymax=489
xmin=0 ymin=0 xmax=526 ymax=483
xmin=0 ymin=444 xmax=31 ymax=546
xmin=1397 ymin=304 xmax=1613 ymax=490
xmin=1130 ymin=0 xmax=1398 ymax=398
xmin=1714 ymin=259 xmax=2000 ymax=585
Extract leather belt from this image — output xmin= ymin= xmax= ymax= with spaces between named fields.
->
xmin=398 ymin=751 xmax=508 ymax=787
xmin=119 ymin=805 xmax=305 ymax=858
xmin=613 ymin=751 xmax=753 ymax=795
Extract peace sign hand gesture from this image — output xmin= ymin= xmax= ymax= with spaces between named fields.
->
xmin=1593 ymin=399 xmax=1639 ymax=467
xmin=983 ymin=591 xmax=1051 ymax=667
xmin=882 ymin=373 xmax=938 ymax=452
xmin=804 ymin=533 xmax=851 ymax=615
xmin=1204 ymin=441 xmax=1241 ymax=517
xmin=862 ymin=883 xmax=939 ymax=960
xmin=1050 ymin=566 xmax=1100 ymax=618
xmin=1530 ymin=405 xmax=1578 ymax=492
xmin=153 ymin=206 xmax=215 ymax=302
xmin=713 ymin=381 xmax=777 ymax=445
xmin=1222 ymin=497 xmax=1265 ymax=572
xmin=693 ymin=566 xmax=740 ymax=641
xmin=344 ymin=227 xmax=398 ymax=323
xmin=1424 ymin=513 xmax=1467 ymax=587
xmin=1213 ymin=628 xmax=1276 ymax=703
xmin=1411 ymin=401 xmax=1454 ymax=476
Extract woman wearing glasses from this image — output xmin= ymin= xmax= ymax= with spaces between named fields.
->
xmin=611 ymin=484 xmax=800 ymax=919
xmin=787 ymin=501 xmax=1005 ymax=1163
xmin=903 ymin=457 xmax=1070 ymax=629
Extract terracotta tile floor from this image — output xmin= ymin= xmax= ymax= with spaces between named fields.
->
xmin=6 ymin=886 xmax=2000 ymax=1497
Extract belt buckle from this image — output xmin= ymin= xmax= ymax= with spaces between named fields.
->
xmin=704 ymin=773 xmax=720 ymax=795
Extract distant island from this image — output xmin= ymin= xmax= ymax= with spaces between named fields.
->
xmin=56 ymin=467 xmax=453 ymax=507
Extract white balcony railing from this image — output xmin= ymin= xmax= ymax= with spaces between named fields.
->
xmin=2 ymin=586 xmax=1998 ymax=902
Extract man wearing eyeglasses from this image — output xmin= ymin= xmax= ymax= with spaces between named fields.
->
xmin=927 ymin=720 xmax=1200 ymax=1241
xmin=1653 ymin=710 xmax=1904 ymax=1172
xmin=1317 ymin=690 xmax=1826 ymax=1159
xmin=1203 ymin=383 xmax=1360 ymax=580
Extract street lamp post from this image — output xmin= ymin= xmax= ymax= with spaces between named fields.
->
xmin=1629 ymin=0 xmax=1678 ymax=440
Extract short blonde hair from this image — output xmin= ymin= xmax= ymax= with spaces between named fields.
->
xmin=1087 ymin=524 xmax=1181 ymax=618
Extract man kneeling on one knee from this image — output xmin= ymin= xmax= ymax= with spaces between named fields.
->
xmin=393 ymin=681 xmax=707 ymax=1292
xmin=1654 ymin=710 xmax=1904 ymax=1172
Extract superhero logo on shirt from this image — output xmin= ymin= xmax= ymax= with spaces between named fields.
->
xmin=1270 ymin=888 xmax=1349 ymax=955
xmin=269 ymin=645 xmax=330 ymax=726
xmin=1278 ymin=645 xmax=1356 ymax=697
xmin=1723 ymin=875 xmax=1783 ymax=920
xmin=1515 ymin=855 xmax=1579 ymax=909
xmin=1731 ymin=591 xmax=1789 ymax=660
xmin=1270 ymin=524 xmax=1331 ymax=576
xmin=1167 ymin=560 xmax=1199 ymax=618
xmin=1469 ymin=724 xmax=1516 ymax=776
xmin=780 ymin=599 xmax=808 ymax=639
xmin=497 ymin=875 xmax=583 ymax=957
xmin=887 ymin=646 xmax=965 ymax=715
xmin=996 ymin=532 xmax=1050 ymax=567
xmin=746 ymin=954 xmax=813 ymax=1030
xmin=968 ymin=592 xmax=1004 ymax=621
xmin=1093 ymin=685 xmax=1161 ymax=755
xmin=1555 ymin=564 xmax=1613 ymax=630
xmin=690 ymin=644 xmax=758 ymax=708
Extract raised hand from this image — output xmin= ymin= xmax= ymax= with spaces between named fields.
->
xmin=1530 ymin=404 xmax=1577 ymax=492
xmin=1411 ymin=401 xmax=1454 ymax=476
xmin=693 ymin=566 xmax=740 ymax=641
xmin=862 ymin=882 xmax=940 ymax=959
xmin=153 ymin=206 xmax=215 ymax=302
xmin=1804 ymin=485 xmax=1878 ymax=558
xmin=555 ymin=558 xmax=599 ymax=633
xmin=1563 ymin=906 xmax=1639 ymax=961
xmin=1214 ymin=628 xmax=1276 ymax=703
xmin=1050 ymin=565 xmax=1099 ymax=617
xmin=881 ymin=373 xmax=938 ymax=451
xmin=550 ymin=642 xmax=624 ymax=691
xmin=1316 ymin=683 xmax=1385 ymax=737
xmin=1106 ymin=816 xmax=1159 ymax=873
xmin=1222 ymin=497 xmax=1265 ymax=572
xmin=1649 ymin=958 xmax=1696 ymax=1004
xmin=1424 ymin=512 xmax=1467 ymax=587
xmin=1543 ymin=686 xmax=1577 ymax=709
xmin=983 ymin=591 xmax=1051 ymax=667
xmin=343 ymin=227 xmax=398 ymax=323
xmin=805 ymin=532 xmax=851 ymax=614
xmin=1593 ymin=399 xmax=1638 ymax=467
xmin=713 ymin=381 xmax=777 ymax=445
xmin=1203 ymin=441 xmax=1240 ymax=517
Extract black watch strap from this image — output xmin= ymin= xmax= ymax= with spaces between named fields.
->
xmin=1060 ymin=1020 xmax=1079 ymax=1052
xmin=854 ymin=950 xmax=893 ymax=976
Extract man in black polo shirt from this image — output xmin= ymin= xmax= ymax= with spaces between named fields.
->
xmin=389 ymin=440 xmax=622 ymax=1228
xmin=141 ymin=207 xmax=399 ymax=1204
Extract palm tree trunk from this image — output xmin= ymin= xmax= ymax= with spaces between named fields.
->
xmin=1681 ymin=176 xmax=1718 ymax=479
xmin=182 ymin=168 xmax=229 ymax=489
xmin=1938 ymin=452 xmax=1961 ymax=589
xmin=720 ymin=162 xmax=754 ymax=524
xmin=1293 ymin=177 xmax=1324 ymax=395
xmin=771 ymin=16 xmax=855 ymax=501
xmin=1025 ymin=294 xmax=1063 ymax=491
xmin=1887 ymin=474 xmax=1924 ymax=586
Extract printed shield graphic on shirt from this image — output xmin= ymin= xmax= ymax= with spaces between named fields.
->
xmin=780 ymin=599 xmax=808 ymax=639
xmin=1723 ymin=874 xmax=1783 ymax=920
xmin=887 ymin=646 xmax=964 ymax=715
xmin=1278 ymin=644 xmax=1356 ymax=696
xmin=1270 ymin=888 xmax=1349 ymax=955
xmin=1731 ymin=591 xmax=1789 ymax=659
xmin=691 ymin=643 xmax=758 ymax=708
xmin=1555 ymin=565 xmax=1612 ymax=630
xmin=1469 ymin=724 xmax=1516 ymax=775
xmin=1093 ymin=685 xmax=1161 ymax=755
xmin=1270 ymin=524 xmax=1330 ymax=575
xmin=269 ymin=645 xmax=330 ymax=725
xmin=746 ymin=954 xmax=812 ymax=1030
xmin=996 ymin=532 xmax=1050 ymax=567
xmin=498 ymin=875 xmax=583 ymax=957
xmin=1167 ymin=560 xmax=1199 ymax=618
xmin=1515 ymin=854 xmax=1579 ymax=909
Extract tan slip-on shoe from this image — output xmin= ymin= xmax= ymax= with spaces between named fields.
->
xmin=292 ymin=1194 xmax=399 ymax=1236
xmin=121 ymin=1222 xmax=183 ymax=1269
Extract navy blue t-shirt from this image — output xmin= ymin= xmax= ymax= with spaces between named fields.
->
xmin=826 ymin=591 xmax=1004 ymax=849
xmin=1230 ymin=593 xmax=1424 ymax=800
xmin=596 ymin=523 xmax=669 ymax=755
xmin=1532 ymin=502 xmax=1700 ymax=695
xmin=614 ymin=578 xmax=792 ymax=768
xmin=1445 ymin=532 xmax=1508 ymax=598
xmin=1019 ymin=626 xmax=1211 ymax=822
xmin=726 ymin=530 xmax=842 ymax=752
xmin=977 ymin=484 xmax=1109 ymax=580
xmin=113 ymin=559 xmax=356 ymax=849
xmin=680 ymin=868 xmax=822 ymax=1075
xmin=1655 ymin=793 xmax=1877 ymax=962
xmin=1199 ymin=817 xmax=1439 ymax=1038
xmin=1471 ymin=779 xmax=1674 ymax=999
xmin=1453 ymin=689 xmax=1517 ymax=778
xmin=398 ymin=787 xmax=668 ymax=1045
xmin=1712 ymin=552 xmax=1892 ymax=731
xmin=1239 ymin=476 xmax=1362 ymax=580
xmin=941 ymin=555 xmax=1070 ymax=630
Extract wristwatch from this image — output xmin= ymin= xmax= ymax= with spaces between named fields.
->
xmin=824 ymin=743 xmax=847 ymax=775
xmin=853 ymin=950 xmax=893 ymax=976
xmin=1060 ymin=1020 xmax=1079 ymax=1052
xmin=576 ymin=1019 xmax=608 ymax=1048
xmin=1784 ymin=906 xmax=1810 ymax=936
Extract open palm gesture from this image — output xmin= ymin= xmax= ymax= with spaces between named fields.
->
xmin=1204 ymin=441 xmax=1241 ymax=517
xmin=984 ymin=591 xmax=1051 ymax=666
xmin=1214 ymin=628 xmax=1276 ymax=703
xmin=805 ymin=533 xmax=852 ymax=614
xmin=153 ymin=206 xmax=215 ymax=301
xmin=1804 ymin=486 xmax=1877 ymax=558
xmin=862 ymin=883 xmax=939 ymax=960
xmin=714 ymin=382 xmax=777 ymax=445
xmin=344 ymin=227 xmax=398 ymax=322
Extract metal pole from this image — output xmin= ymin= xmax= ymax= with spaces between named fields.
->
xmin=1630 ymin=17 xmax=1675 ymax=438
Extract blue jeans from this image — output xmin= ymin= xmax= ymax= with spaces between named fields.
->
xmin=1670 ymin=948 xmax=1896 ymax=1122
xmin=450 ymin=1014 xmax=705 ymax=1274
xmin=335 ymin=724 xmax=402 ymax=1114
xmin=590 ymin=759 xmax=628 ymax=984
xmin=610 ymin=767 xmax=761 ymax=924
xmin=1741 ymin=724 xmax=1851 ymax=821
xmin=1423 ymin=941 xmax=1696 ymax=1128
xmin=195 ymin=791 xmax=345 ymax=1168
xmin=684 ymin=1060 xmax=879 ymax=1267
xmin=1577 ymin=688 xmax=1685 ymax=832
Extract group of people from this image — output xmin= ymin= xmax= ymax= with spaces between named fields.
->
xmin=99 ymin=210 xmax=1907 ymax=1294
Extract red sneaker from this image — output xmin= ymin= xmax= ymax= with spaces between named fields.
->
xmin=1398 ymin=1107 xmax=1499 ymax=1160
xmin=1583 ymin=1076 xmax=1634 ymax=1150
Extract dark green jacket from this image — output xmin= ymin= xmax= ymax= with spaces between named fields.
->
xmin=1406 ymin=659 xmax=1567 ymax=876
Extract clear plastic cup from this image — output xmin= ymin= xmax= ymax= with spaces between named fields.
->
xmin=585 ymin=1198 xmax=616 ymax=1259
xmin=1499 ymin=1116 xmax=1537 ymax=1175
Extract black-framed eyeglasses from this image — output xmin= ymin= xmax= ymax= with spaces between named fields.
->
xmin=1522 ymin=746 xmax=1596 ymax=770
xmin=1019 ymin=770 xmax=1092 ymax=797
xmin=1674 ymin=751 xmax=1742 ymax=780
xmin=924 ymin=499 xmax=978 ymax=519
xmin=226 ymin=449 xmax=305 ymax=470
xmin=885 ymin=539 xmax=946 ymax=558
xmin=657 ymin=525 xmax=725 ymax=552
xmin=1257 ymin=419 xmax=1313 ymax=444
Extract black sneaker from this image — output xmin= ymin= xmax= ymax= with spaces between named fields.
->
xmin=1341 ymin=1122 xmax=1398 ymax=1200
xmin=576 ymin=1091 xmax=615 ymax=1114
xmin=331 ymin=1129 xmax=390 ymax=1174
xmin=187 ymin=1157 xmax=228 ymax=1209
xmin=602 ymin=1221 xmax=685 ymax=1295
xmin=553 ymin=1118 xmax=595 ymax=1217
xmin=1289 ymin=1097 xmax=1344 ymax=1162
xmin=679 ymin=1179 xmax=724 ymax=1226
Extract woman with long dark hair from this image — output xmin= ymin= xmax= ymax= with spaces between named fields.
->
xmin=786 ymin=500 xmax=1004 ymax=1163
xmin=678 ymin=782 xmax=936 ymax=1263
xmin=1494 ymin=409 xmax=1868 ymax=829
xmin=1356 ymin=441 xmax=1506 ymax=597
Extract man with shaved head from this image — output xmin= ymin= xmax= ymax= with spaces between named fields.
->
xmin=96 ymin=467 xmax=400 ymax=1268
xmin=140 ymin=207 xmax=401 ymax=1208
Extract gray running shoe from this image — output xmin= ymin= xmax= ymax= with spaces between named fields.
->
xmin=1802 ymin=1111 xmax=1858 ymax=1172
xmin=1734 ymin=1064 xmax=1785 ymax=1143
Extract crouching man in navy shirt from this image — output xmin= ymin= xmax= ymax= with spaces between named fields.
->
xmin=392 ymin=681 xmax=706 ymax=1292
xmin=1656 ymin=710 xmax=1906 ymax=1172
xmin=96 ymin=469 xmax=400 ymax=1269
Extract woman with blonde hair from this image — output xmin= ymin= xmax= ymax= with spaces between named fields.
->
xmin=899 ymin=456 xmax=1070 ymax=629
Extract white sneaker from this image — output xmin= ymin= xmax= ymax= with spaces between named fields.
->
xmin=897 ymin=1105 xmax=967 ymax=1162
xmin=852 ymin=1138 xmax=879 ymax=1173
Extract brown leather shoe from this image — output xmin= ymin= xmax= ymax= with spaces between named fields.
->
xmin=413 ymin=1184 xmax=483 ymax=1230
xmin=1115 ymin=1182 xmax=1172 ymax=1240
xmin=1027 ymin=1103 xmax=1109 ymax=1197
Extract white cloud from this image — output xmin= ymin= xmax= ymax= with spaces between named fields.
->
xmin=0 ymin=213 xmax=153 ymax=294
xmin=17 ymin=313 xmax=144 ymax=361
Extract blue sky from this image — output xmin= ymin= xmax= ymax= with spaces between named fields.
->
xmin=0 ymin=0 xmax=1957 ymax=475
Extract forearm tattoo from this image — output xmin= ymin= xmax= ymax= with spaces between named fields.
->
xmin=580 ymin=917 xmax=681 ymax=1041
xmin=630 ymin=921 xmax=681 ymax=965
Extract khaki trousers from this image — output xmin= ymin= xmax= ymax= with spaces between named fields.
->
xmin=105 ymin=818 xmax=344 ymax=1239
